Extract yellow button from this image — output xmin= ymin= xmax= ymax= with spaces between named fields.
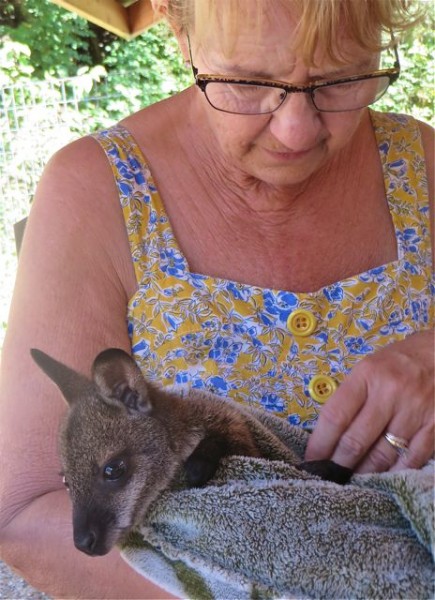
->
xmin=308 ymin=375 xmax=337 ymax=403
xmin=287 ymin=309 xmax=317 ymax=336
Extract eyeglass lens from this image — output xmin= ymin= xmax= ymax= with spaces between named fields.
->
xmin=204 ymin=75 xmax=392 ymax=114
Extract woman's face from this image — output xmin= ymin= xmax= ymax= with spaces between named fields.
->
xmin=190 ymin=7 xmax=379 ymax=187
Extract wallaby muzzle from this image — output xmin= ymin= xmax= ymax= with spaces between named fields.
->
xmin=73 ymin=505 xmax=117 ymax=556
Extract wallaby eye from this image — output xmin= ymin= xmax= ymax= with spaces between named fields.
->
xmin=103 ymin=459 xmax=127 ymax=481
xmin=62 ymin=475 xmax=70 ymax=492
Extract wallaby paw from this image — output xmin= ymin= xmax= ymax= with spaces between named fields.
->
xmin=297 ymin=459 xmax=353 ymax=485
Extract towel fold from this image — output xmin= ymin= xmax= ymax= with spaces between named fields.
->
xmin=121 ymin=404 xmax=434 ymax=600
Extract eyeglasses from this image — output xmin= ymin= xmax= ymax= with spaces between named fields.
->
xmin=188 ymin=39 xmax=400 ymax=115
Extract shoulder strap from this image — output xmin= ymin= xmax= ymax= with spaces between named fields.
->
xmin=92 ymin=124 xmax=168 ymax=285
xmin=371 ymin=111 xmax=431 ymax=263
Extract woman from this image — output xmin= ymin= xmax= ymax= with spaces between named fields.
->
xmin=0 ymin=0 xmax=433 ymax=597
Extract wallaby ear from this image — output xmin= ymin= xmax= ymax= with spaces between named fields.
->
xmin=91 ymin=348 xmax=152 ymax=415
xmin=30 ymin=348 xmax=92 ymax=406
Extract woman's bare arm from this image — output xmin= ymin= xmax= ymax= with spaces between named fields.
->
xmin=0 ymin=136 xmax=175 ymax=599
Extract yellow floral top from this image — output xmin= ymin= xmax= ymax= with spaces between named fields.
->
xmin=94 ymin=111 xmax=433 ymax=428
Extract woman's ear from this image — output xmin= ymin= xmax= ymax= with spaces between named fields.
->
xmin=150 ymin=0 xmax=190 ymax=62
xmin=150 ymin=0 xmax=168 ymax=18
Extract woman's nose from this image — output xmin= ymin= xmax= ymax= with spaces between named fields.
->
xmin=268 ymin=91 xmax=322 ymax=151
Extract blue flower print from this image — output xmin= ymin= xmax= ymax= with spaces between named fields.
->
xmin=261 ymin=393 xmax=285 ymax=412
xmin=209 ymin=337 xmax=243 ymax=364
xmin=119 ymin=162 xmax=135 ymax=181
xmin=387 ymin=158 xmax=414 ymax=195
xmin=410 ymin=299 xmax=429 ymax=324
xmin=162 ymin=311 xmax=183 ymax=333
xmin=227 ymin=282 xmax=252 ymax=302
xmin=149 ymin=210 xmax=157 ymax=225
xmin=191 ymin=378 xmax=206 ymax=389
xmin=119 ymin=181 xmax=133 ymax=196
xmin=404 ymin=261 xmax=418 ymax=275
xmin=232 ymin=321 xmax=262 ymax=346
xmin=131 ymin=338 xmax=151 ymax=359
xmin=128 ymin=159 xmax=146 ymax=185
xmin=344 ymin=336 xmax=374 ymax=355
xmin=188 ymin=272 xmax=209 ymax=290
xmin=262 ymin=290 xmax=298 ymax=324
xmin=360 ymin=266 xmax=387 ymax=284
xmin=175 ymin=371 xmax=190 ymax=385
xmin=159 ymin=248 xmax=186 ymax=277
xmin=128 ymin=320 xmax=134 ymax=336
xmin=379 ymin=141 xmax=389 ymax=157
xmin=379 ymin=311 xmax=409 ymax=336
xmin=355 ymin=318 xmax=374 ymax=332
xmin=396 ymin=228 xmax=420 ymax=254
xmin=206 ymin=376 xmax=229 ymax=395
xmin=323 ymin=284 xmax=344 ymax=303
xmin=287 ymin=413 xmax=301 ymax=426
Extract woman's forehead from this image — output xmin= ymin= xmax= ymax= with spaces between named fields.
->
xmin=194 ymin=15 xmax=377 ymax=74
xmin=188 ymin=0 xmax=390 ymax=68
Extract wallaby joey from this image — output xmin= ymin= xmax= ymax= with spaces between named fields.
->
xmin=31 ymin=347 xmax=352 ymax=557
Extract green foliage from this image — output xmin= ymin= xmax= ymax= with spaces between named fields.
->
xmin=109 ymin=26 xmax=191 ymax=99
xmin=0 ymin=37 xmax=34 ymax=84
xmin=91 ymin=21 xmax=191 ymax=123
xmin=377 ymin=19 xmax=435 ymax=124
xmin=0 ymin=0 xmax=95 ymax=78
xmin=0 ymin=0 xmax=191 ymax=117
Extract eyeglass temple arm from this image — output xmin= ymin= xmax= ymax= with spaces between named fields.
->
xmin=389 ymin=31 xmax=400 ymax=70
xmin=186 ymin=33 xmax=199 ymax=78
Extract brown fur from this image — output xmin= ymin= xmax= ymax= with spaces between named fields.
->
xmin=31 ymin=347 xmax=352 ymax=556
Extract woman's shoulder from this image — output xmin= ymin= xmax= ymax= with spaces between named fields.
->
xmin=45 ymin=131 xmax=118 ymax=185
xmin=371 ymin=110 xmax=433 ymax=168
xmin=416 ymin=118 xmax=434 ymax=166
xmin=30 ymin=131 xmax=137 ymax=297
xmin=416 ymin=119 xmax=434 ymax=259
xmin=370 ymin=109 xmax=428 ymax=133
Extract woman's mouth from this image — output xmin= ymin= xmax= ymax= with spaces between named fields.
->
xmin=263 ymin=147 xmax=314 ymax=161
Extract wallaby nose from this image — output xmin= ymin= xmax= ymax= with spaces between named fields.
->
xmin=74 ymin=529 xmax=98 ymax=555
xmin=73 ymin=506 xmax=116 ymax=555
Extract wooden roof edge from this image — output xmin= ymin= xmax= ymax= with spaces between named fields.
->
xmin=50 ymin=0 xmax=161 ymax=40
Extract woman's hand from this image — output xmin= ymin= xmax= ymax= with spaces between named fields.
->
xmin=305 ymin=330 xmax=434 ymax=473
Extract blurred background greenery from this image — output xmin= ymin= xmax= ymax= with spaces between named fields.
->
xmin=0 ymin=0 xmax=434 ymax=346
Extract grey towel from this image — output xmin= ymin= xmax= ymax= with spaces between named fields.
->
xmin=121 ymin=406 xmax=434 ymax=599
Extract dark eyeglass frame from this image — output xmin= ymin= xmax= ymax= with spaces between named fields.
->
xmin=187 ymin=35 xmax=400 ymax=114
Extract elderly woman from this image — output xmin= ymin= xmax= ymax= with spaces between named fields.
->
xmin=0 ymin=0 xmax=433 ymax=597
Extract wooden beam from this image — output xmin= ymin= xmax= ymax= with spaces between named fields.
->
xmin=51 ymin=0 xmax=131 ymax=39
xmin=128 ymin=0 xmax=160 ymax=38
xmin=51 ymin=0 xmax=160 ymax=38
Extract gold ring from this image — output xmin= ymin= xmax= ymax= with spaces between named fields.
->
xmin=384 ymin=432 xmax=409 ymax=456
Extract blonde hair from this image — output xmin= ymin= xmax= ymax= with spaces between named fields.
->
xmin=153 ymin=0 xmax=424 ymax=64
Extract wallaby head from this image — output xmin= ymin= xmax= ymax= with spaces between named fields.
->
xmin=31 ymin=348 xmax=182 ymax=556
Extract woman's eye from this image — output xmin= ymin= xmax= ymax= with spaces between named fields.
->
xmin=103 ymin=459 xmax=127 ymax=481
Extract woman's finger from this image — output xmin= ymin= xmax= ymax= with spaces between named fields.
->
xmin=343 ymin=405 xmax=422 ymax=472
xmin=390 ymin=423 xmax=435 ymax=472
xmin=304 ymin=370 xmax=368 ymax=462
xmin=329 ymin=400 xmax=395 ymax=469
xmin=353 ymin=408 xmax=433 ymax=473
